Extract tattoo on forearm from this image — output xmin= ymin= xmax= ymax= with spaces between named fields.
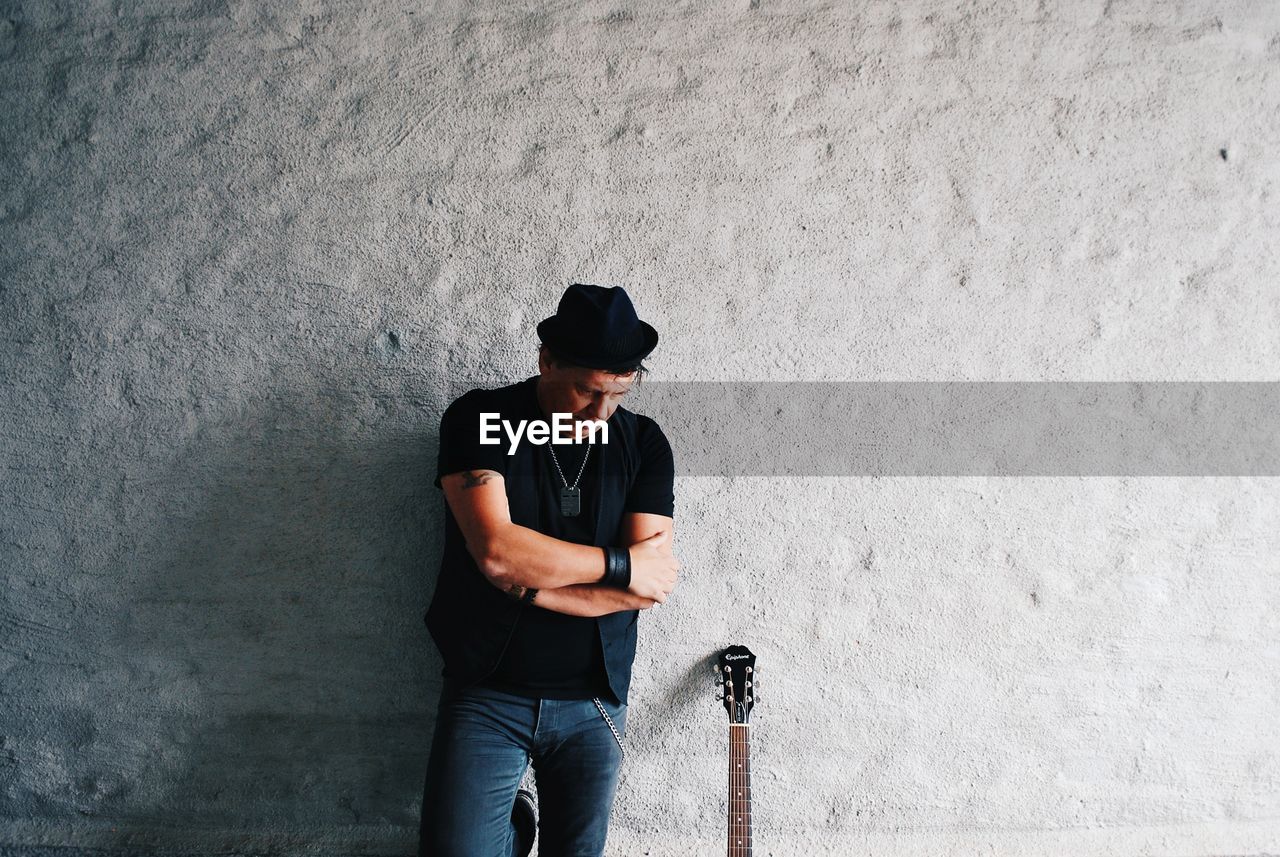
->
xmin=461 ymin=471 xmax=493 ymax=489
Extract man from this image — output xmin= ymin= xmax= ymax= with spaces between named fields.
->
xmin=417 ymin=283 xmax=680 ymax=857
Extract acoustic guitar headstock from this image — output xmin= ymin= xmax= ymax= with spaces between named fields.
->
xmin=715 ymin=645 xmax=757 ymax=724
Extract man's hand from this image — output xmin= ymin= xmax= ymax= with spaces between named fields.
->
xmin=627 ymin=528 xmax=679 ymax=604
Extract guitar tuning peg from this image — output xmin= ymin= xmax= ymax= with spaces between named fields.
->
xmin=715 ymin=693 xmax=725 ymax=701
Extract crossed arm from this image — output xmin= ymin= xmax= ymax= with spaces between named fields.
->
xmin=440 ymin=469 xmax=677 ymax=618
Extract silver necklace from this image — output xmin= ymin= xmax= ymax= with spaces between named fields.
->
xmin=547 ymin=439 xmax=591 ymax=517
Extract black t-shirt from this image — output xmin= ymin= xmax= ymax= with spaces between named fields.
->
xmin=434 ymin=375 xmax=675 ymax=699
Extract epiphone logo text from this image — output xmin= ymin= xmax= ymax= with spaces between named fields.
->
xmin=724 ymin=654 xmax=751 ymax=661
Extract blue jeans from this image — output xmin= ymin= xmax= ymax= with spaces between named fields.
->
xmin=417 ymin=684 xmax=628 ymax=857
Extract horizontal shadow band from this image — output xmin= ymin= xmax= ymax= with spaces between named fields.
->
xmin=622 ymin=382 xmax=1280 ymax=476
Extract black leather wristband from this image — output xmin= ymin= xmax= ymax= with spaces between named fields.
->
xmin=616 ymin=545 xmax=632 ymax=589
xmin=601 ymin=546 xmax=631 ymax=589
xmin=601 ymin=547 xmax=618 ymax=587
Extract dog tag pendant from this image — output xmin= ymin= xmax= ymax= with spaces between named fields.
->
xmin=560 ymin=486 xmax=581 ymax=517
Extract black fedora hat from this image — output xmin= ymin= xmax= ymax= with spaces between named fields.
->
xmin=537 ymin=283 xmax=659 ymax=371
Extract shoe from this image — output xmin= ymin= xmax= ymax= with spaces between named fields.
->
xmin=511 ymin=787 xmax=537 ymax=857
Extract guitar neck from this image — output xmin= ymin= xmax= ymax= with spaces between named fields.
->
xmin=728 ymin=723 xmax=751 ymax=857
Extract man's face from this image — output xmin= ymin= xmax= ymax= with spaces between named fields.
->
xmin=537 ymin=349 xmax=637 ymax=436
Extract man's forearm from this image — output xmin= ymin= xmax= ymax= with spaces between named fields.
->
xmin=531 ymin=583 xmax=655 ymax=618
xmin=476 ymin=522 xmax=607 ymax=589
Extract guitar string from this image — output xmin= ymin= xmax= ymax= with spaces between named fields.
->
xmin=727 ymin=691 xmax=750 ymax=857
xmin=727 ymin=685 xmax=746 ymax=856
xmin=732 ymin=726 xmax=742 ymax=857
xmin=730 ymin=724 xmax=750 ymax=856
xmin=724 ymin=670 xmax=753 ymax=857
xmin=728 ymin=684 xmax=740 ymax=857
xmin=732 ymin=726 xmax=740 ymax=857
xmin=736 ymin=726 xmax=751 ymax=857
xmin=727 ymin=685 xmax=736 ymax=856
xmin=742 ymin=726 xmax=747 ymax=854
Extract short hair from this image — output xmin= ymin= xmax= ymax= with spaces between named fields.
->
xmin=540 ymin=344 xmax=647 ymax=381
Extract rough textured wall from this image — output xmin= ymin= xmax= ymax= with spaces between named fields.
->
xmin=2 ymin=1 xmax=1279 ymax=855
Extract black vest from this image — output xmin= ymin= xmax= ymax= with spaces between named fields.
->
xmin=424 ymin=384 xmax=645 ymax=704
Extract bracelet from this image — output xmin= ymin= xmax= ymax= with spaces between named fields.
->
xmin=600 ymin=547 xmax=617 ymax=586
xmin=601 ymin=546 xmax=632 ymax=589
xmin=617 ymin=547 xmax=631 ymax=589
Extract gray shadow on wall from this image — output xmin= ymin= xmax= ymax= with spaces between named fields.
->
xmin=116 ymin=384 xmax=448 ymax=848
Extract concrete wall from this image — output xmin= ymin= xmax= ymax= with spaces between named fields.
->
xmin=2 ymin=1 xmax=1279 ymax=854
